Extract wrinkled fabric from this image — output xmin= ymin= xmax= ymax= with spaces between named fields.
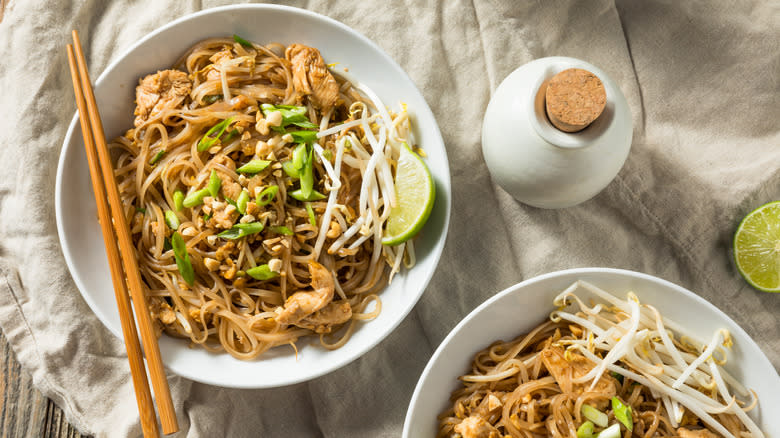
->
xmin=0 ymin=1 xmax=778 ymax=437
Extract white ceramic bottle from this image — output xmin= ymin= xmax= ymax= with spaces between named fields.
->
xmin=481 ymin=57 xmax=633 ymax=209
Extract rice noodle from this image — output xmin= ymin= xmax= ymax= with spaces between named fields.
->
xmin=438 ymin=281 xmax=764 ymax=438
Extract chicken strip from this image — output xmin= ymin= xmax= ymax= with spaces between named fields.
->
xmin=453 ymin=416 xmax=501 ymax=438
xmin=276 ymin=261 xmax=335 ymax=325
xmin=294 ymin=301 xmax=352 ymax=333
xmin=134 ymin=69 xmax=191 ymax=127
xmin=285 ymin=44 xmax=340 ymax=112
xmin=677 ymin=428 xmax=719 ymax=438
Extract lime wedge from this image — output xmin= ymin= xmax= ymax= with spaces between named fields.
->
xmin=733 ymin=201 xmax=780 ymax=292
xmin=382 ymin=143 xmax=435 ymax=246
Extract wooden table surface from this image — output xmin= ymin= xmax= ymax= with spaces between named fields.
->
xmin=0 ymin=330 xmax=87 ymax=438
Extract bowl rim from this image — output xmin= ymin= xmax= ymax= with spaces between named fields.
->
xmin=55 ymin=3 xmax=451 ymax=388
xmin=402 ymin=267 xmax=779 ymax=436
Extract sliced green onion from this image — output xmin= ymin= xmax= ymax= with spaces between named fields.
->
xmin=217 ymin=222 xmax=264 ymax=240
xmin=595 ymin=424 xmax=621 ymax=438
xmin=246 ymin=264 xmax=279 ymax=281
xmin=197 ymin=117 xmax=234 ymax=152
xmin=576 ymin=421 xmax=595 ymax=438
xmin=149 ymin=149 xmax=165 ymax=165
xmin=291 ymin=143 xmax=306 ymax=170
xmin=260 ymin=104 xmax=318 ymax=130
xmin=299 ymin=144 xmax=314 ymax=198
xmin=202 ymin=94 xmax=222 ymax=104
xmin=236 ymin=159 xmax=271 ymax=174
xmin=269 ymin=226 xmax=294 ymax=235
xmin=223 ymin=128 xmax=239 ymax=143
xmin=202 ymin=213 xmax=212 ymax=222
xmin=305 ymin=202 xmax=316 ymax=227
xmin=581 ymin=404 xmax=608 ymax=428
xmin=171 ymin=232 xmax=194 ymax=286
xmin=289 ymin=189 xmax=326 ymax=202
xmin=183 ymin=188 xmax=210 ymax=208
xmin=611 ymin=397 xmax=633 ymax=431
xmin=233 ymin=34 xmax=253 ymax=48
xmin=164 ymin=210 xmax=180 ymax=230
xmin=290 ymin=130 xmax=318 ymax=144
xmin=256 ymin=185 xmax=279 ymax=206
xmin=206 ymin=169 xmax=221 ymax=198
xmin=173 ymin=191 xmax=184 ymax=211
xmin=225 ymin=197 xmax=237 ymax=208
xmin=136 ymin=207 xmax=147 ymax=214
xmin=610 ymin=371 xmax=624 ymax=384
xmin=261 ymin=103 xmax=305 ymax=120
xmin=236 ymin=189 xmax=250 ymax=215
xmin=281 ymin=160 xmax=300 ymax=179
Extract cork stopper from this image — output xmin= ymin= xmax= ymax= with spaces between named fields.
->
xmin=545 ymin=68 xmax=606 ymax=133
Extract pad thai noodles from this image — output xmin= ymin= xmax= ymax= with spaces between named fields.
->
xmin=438 ymin=281 xmax=764 ymax=438
xmin=109 ymin=36 xmax=419 ymax=359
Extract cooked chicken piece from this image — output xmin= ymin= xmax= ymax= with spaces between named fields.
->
xmin=148 ymin=297 xmax=176 ymax=325
xmin=453 ymin=416 xmax=501 ymax=438
xmin=294 ymin=301 xmax=352 ymax=333
xmin=134 ymin=69 xmax=191 ymax=127
xmin=209 ymin=199 xmax=238 ymax=229
xmin=285 ymin=44 xmax=340 ymax=112
xmin=216 ymin=171 xmax=243 ymax=201
xmin=205 ymin=49 xmax=233 ymax=81
xmin=276 ymin=261 xmax=335 ymax=325
xmin=677 ymin=428 xmax=719 ymax=438
xmin=540 ymin=345 xmax=617 ymax=400
xmin=215 ymin=241 xmax=236 ymax=261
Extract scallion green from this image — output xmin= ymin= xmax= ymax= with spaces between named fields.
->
xmin=269 ymin=226 xmax=294 ymax=235
xmin=164 ymin=210 xmax=180 ymax=230
xmin=289 ymin=188 xmax=326 ymax=202
xmin=305 ymin=202 xmax=316 ymax=227
xmin=236 ymin=189 xmax=250 ymax=215
xmin=182 ymin=188 xmax=210 ymax=208
xmin=149 ymin=149 xmax=165 ymax=165
xmin=281 ymin=160 xmax=300 ymax=179
xmin=576 ymin=421 xmax=595 ymax=438
xmin=217 ymin=222 xmax=264 ymax=240
xmin=233 ymin=34 xmax=253 ymax=48
xmin=207 ymin=169 xmax=221 ymax=197
xmin=197 ymin=117 xmax=234 ymax=152
xmin=246 ymin=264 xmax=279 ymax=281
xmin=171 ymin=231 xmax=194 ymax=286
xmin=581 ymin=404 xmax=608 ymax=428
xmin=236 ymin=159 xmax=271 ymax=174
xmin=173 ymin=190 xmax=184 ymax=211
xmin=611 ymin=397 xmax=633 ymax=432
xmin=290 ymin=130 xmax=318 ymax=144
xmin=256 ymin=185 xmax=279 ymax=206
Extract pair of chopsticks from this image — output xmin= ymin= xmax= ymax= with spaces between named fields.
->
xmin=66 ymin=30 xmax=179 ymax=437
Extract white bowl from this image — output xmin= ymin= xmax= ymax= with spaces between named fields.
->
xmin=403 ymin=268 xmax=779 ymax=437
xmin=55 ymin=4 xmax=451 ymax=388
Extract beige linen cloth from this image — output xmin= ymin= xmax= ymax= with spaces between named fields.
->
xmin=0 ymin=0 xmax=778 ymax=436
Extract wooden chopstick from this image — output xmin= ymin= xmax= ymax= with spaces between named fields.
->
xmin=66 ymin=45 xmax=160 ymax=438
xmin=68 ymin=30 xmax=179 ymax=435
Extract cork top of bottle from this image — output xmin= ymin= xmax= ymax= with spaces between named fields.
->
xmin=545 ymin=68 xmax=606 ymax=133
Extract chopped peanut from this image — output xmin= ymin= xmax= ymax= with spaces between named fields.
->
xmin=203 ymin=257 xmax=220 ymax=271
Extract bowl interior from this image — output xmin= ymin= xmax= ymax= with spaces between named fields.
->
xmin=403 ymin=268 xmax=780 ymax=437
xmin=56 ymin=4 xmax=450 ymax=388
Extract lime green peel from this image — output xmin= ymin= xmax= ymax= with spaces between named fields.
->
xmin=382 ymin=143 xmax=435 ymax=246
xmin=733 ymin=201 xmax=780 ymax=292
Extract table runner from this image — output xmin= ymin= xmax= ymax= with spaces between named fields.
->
xmin=0 ymin=0 xmax=777 ymax=436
